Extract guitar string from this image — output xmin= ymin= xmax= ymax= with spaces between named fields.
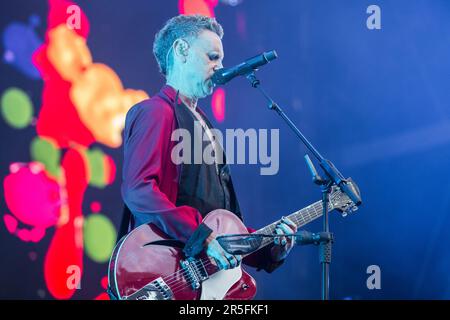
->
xmin=134 ymin=205 xmax=322 ymax=298
xmin=131 ymin=213 xmax=320 ymax=298
xmin=143 ymin=208 xmax=321 ymax=294
xmin=167 ymin=211 xmax=311 ymax=296
xmin=128 ymin=202 xmax=328 ymax=297
xmin=136 ymin=205 xmax=323 ymax=295
xmin=124 ymin=195 xmax=347 ymax=298
xmin=161 ymin=208 xmax=316 ymax=288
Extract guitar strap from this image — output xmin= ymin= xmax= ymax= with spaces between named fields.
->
xmin=116 ymin=205 xmax=133 ymax=244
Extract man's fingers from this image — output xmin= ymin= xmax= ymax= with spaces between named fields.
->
xmin=278 ymin=223 xmax=292 ymax=234
xmin=225 ymin=255 xmax=234 ymax=268
xmin=274 ymin=227 xmax=280 ymax=245
xmin=281 ymin=217 xmax=298 ymax=246
xmin=213 ymin=254 xmax=228 ymax=270
xmin=275 ymin=227 xmax=286 ymax=245
xmin=217 ymin=254 xmax=241 ymax=269
xmin=212 ymin=254 xmax=238 ymax=270
xmin=276 ymin=217 xmax=298 ymax=245
xmin=206 ymin=238 xmax=242 ymax=270
xmin=281 ymin=216 xmax=298 ymax=232
xmin=226 ymin=255 xmax=238 ymax=268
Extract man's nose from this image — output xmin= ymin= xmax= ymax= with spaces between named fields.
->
xmin=213 ymin=62 xmax=223 ymax=71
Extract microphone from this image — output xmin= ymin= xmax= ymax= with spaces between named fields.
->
xmin=295 ymin=231 xmax=333 ymax=245
xmin=212 ymin=50 xmax=278 ymax=85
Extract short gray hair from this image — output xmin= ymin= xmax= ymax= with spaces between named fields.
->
xmin=153 ymin=14 xmax=224 ymax=76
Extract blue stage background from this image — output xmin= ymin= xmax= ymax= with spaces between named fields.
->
xmin=1 ymin=0 xmax=449 ymax=299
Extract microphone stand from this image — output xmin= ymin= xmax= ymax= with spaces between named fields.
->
xmin=244 ymin=72 xmax=362 ymax=300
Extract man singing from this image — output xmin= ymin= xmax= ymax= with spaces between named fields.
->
xmin=121 ymin=14 xmax=297 ymax=276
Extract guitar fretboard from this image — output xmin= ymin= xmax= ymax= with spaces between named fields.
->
xmin=242 ymin=200 xmax=333 ymax=257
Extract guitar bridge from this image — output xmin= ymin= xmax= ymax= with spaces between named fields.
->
xmin=180 ymin=258 xmax=209 ymax=290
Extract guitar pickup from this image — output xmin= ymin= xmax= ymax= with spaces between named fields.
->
xmin=124 ymin=277 xmax=173 ymax=300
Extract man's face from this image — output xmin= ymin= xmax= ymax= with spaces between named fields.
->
xmin=184 ymin=29 xmax=224 ymax=99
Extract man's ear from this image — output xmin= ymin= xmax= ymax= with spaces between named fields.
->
xmin=173 ymin=39 xmax=189 ymax=59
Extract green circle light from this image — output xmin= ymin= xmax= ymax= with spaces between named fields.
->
xmin=1 ymin=88 xmax=34 ymax=128
xmin=83 ymin=214 xmax=116 ymax=263
xmin=86 ymin=148 xmax=106 ymax=188
xmin=30 ymin=137 xmax=61 ymax=178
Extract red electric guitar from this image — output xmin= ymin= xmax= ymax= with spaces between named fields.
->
xmin=108 ymin=185 xmax=358 ymax=300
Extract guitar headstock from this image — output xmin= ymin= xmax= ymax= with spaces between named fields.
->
xmin=329 ymin=182 xmax=360 ymax=217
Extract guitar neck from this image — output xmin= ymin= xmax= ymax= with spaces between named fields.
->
xmin=248 ymin=200 xmax=333 ymax=254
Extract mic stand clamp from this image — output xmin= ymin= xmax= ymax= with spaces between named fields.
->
xmin=295 ymin=230 xmax=334 ymax=246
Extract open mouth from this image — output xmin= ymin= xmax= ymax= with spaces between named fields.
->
xmin=206 ymin=79 xmax=215 ymax=89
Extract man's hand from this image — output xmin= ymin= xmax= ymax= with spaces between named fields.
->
xmin=205 ymin=232 xmax=242 ymax=270
xmin=271 ymin=216 xmax=297 ymax=262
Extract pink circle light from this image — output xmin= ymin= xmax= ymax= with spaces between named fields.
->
xmin=212 ymin=88 xmax=225 ymax=123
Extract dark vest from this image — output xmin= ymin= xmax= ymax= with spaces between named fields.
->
xmin=158 ymin=91 xmax=242 ymax=220
xmin=117 ymin=91 xmax=243 ymax=241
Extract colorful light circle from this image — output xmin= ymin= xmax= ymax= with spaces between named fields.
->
xmin=86 ymin=148 xmax=106 ymax=188
xmin=83 ymin=214 xmax=116 ymax=263
xmin=30 ymin=137 xmax=61 ymax=178
xmin=90 ymin=201 xmax=102 ymax=213
xmin=1 ymin=87 xmax=34 ymax=128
